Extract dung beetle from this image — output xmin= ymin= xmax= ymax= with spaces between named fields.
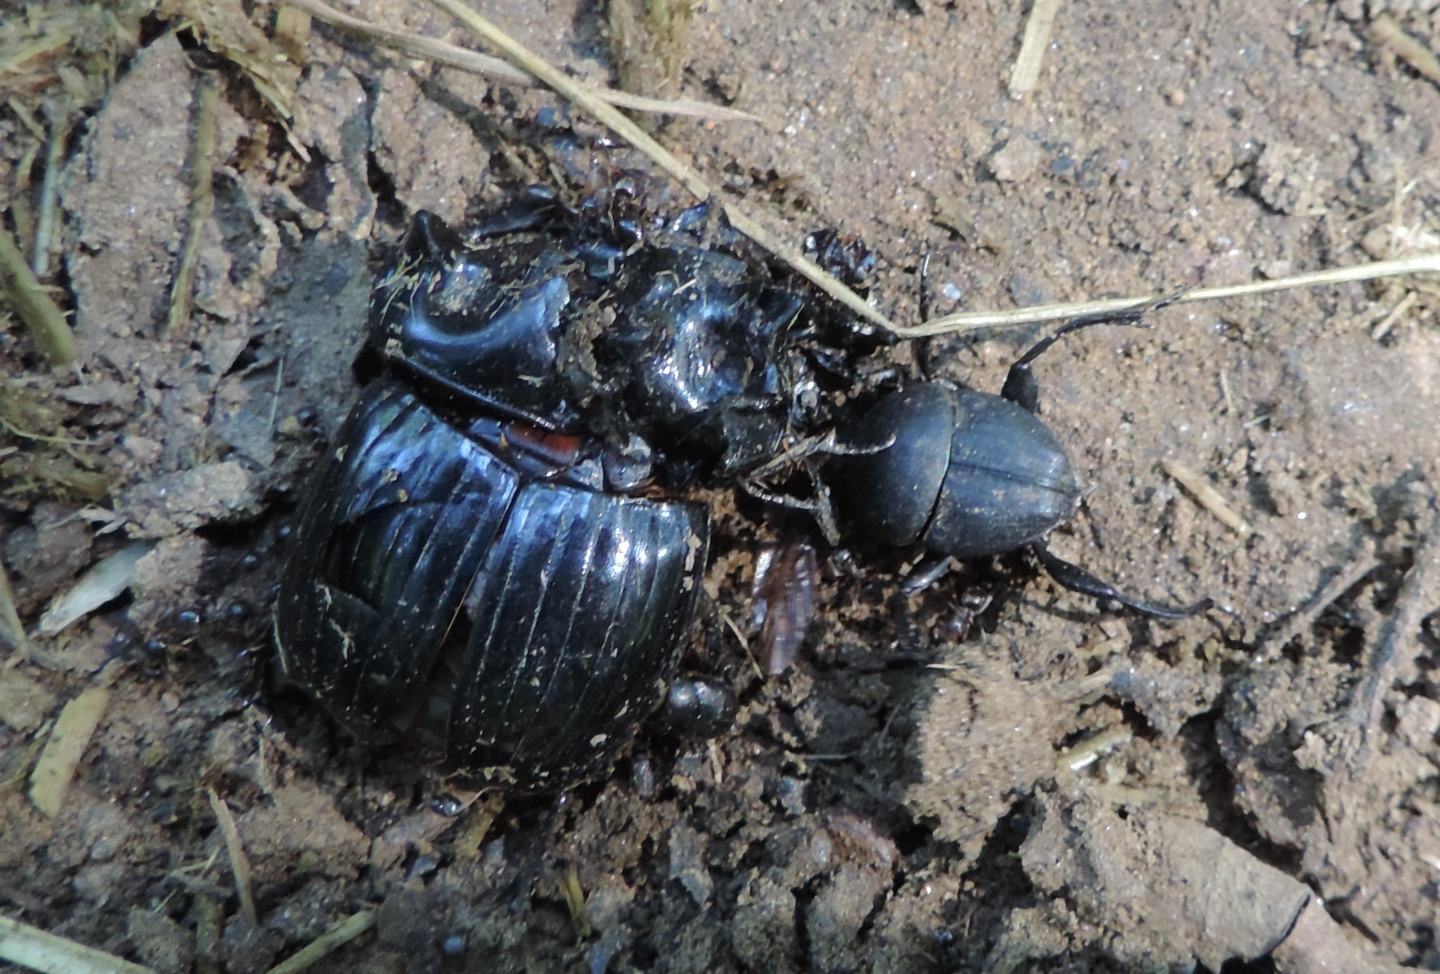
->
xmin=274 ymin=190 xmax=812 ymax=789
xmin=274 ymin=189 xmax=1207 ymax=791
xmin=828 ymin=314 xmax=1211 ymax=619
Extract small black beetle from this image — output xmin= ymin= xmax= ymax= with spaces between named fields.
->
xmin=829 ymin=315 xmax=1211 ymax=619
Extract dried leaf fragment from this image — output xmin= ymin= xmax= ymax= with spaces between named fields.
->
xmin=28 ymin=685 xmax=109 ymax=817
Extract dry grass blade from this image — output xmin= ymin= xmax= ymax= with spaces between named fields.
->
xmin=207 ymin=787 xmax=259 ymax=926
xmin=1371 ymin=14 xmax=1440 ymax=86
xmin=0 ymin=914 xmax=156 ymax=974
xmin=263 ymin=911 xmax=376 ymax=974
xmin=1161 ymin=458 xmax=1254 ymax=538
xmin=169 ymin=0 xmax=310 ymax=162
xmin=167 ymin=73 xmax=219 ymax=335
xmin=29 ymin=686 xmax=109 ymax=818
xmin=38 ymin=542 xmax=151 ymax=637
xmin=906 ymin=251 xmax=1440 ymax=338
xmin=0 ymin=224 xmax=75 ymax=365
xmin=0 ymin=557 xmax=27 ymax=655
xmin=560 ymin=864 xmax=591 ymax=938
xmin=1009 ymin=0 xmax=1062 ymax=97
xmin=425 ymin=0 xmax=894 ymax=332
xmin=286 ymin=0 xmax=759 ymax=123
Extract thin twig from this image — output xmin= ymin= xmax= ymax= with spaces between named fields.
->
xmin=263 ymin=911 xmax=376 ymax=974
xmin=0 ymin=224 xmax=75 ymax=364
xmin=1370 ymin=289 xmax=1418 ymax=341
xmin=1259 ymin=544 xmax=1380 ymax=659
xmin=286 ymin=0 xmax=759 ymax=123
xmin=1349 ymin=504 xmax=1440 ymax=748
xmin=167 ymin=73 xmax=219 ymax=335
xmin=425 ymin=0 xmax=894 ymax=332
xmin=1008 ymin=0 xmax=1062 ymax=97
xmin=207 ymin=787 xmax=259 ymax=926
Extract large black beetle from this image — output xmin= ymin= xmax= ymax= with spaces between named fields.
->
xmin=275 ymin=191 xmax=802 ymax=788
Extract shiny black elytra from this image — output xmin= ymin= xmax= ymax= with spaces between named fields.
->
xmin=275 ymin=191 xmax=804 ymax=789
xmin=273 ymin=382 xmax=709 ymax=789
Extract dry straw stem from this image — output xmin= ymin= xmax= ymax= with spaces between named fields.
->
xmin=207 ymin=787 xmax=259 ymax=926
xmin=32 ymin=101 xmax=67 ymax=278
xmin=0 ymin=914 xmax=155 ymax=974
xmin=1371 ymin=13 xmax=1440 ymax=86
xmin=286 ymin=0 xmax=758 ymax=123
xmin=418 ymin=2 xmax=1436 ymax=340
xmin=263 ymin=910 xmax=376 ymax=974
xmin=1161 ymin=458 xmax=1254 ymax=538
xmin=904 ymin=251 xmax=1440 ymax=338
xmin=0 ymin=224 xmax=75 ymax=365
xmin=167 ymin=73 xmax=219 ymax=335
xmin=425 ymin=0 xmax=894 ymax=332
xmin=1008 ymin=0 xmax=1062 ymax=97
xmin=1056 ymin=724 xmax=1131 ymax=774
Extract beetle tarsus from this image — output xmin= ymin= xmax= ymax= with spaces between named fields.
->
xmin=1032 ymin=541 xmax=1211 ymax=620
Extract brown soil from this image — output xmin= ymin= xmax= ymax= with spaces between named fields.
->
xmin=3 ymin=2 xmax=1439 ymax=972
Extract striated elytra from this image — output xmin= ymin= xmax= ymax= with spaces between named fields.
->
xmin=830 ymin=382 xmax=1081 ymax=558
xmin=273 ymin=381 xmax=710 ymax=788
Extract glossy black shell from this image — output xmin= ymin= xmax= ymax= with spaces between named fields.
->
xmin=275 ymin=381 xmax=708 ymax=788
xmin=371 ymin=204 xmax=805 ymax=477
xmin=830 ymin=382 xmax=1081 ymax=558
xmin=270 ymin=196 xmax=831 ymax=788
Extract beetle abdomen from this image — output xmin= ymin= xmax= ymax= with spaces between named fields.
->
xmin=923 ymin=388 xmax=1080 ymax=558
xmin=274 ymin=381 xmax=708 ymax=787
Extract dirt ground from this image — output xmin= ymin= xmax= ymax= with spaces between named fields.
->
xmin=2 ymin=1 xmax=1439 ymax=972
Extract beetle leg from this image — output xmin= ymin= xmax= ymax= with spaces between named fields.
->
xmin=1000 ymin=293 xmax=1183 ymax=412
xmin=917 ymin=252 xmax=933 ymax=321
xmin=1031 ymin=540 xmax=1211 ymax=619
xmin=738 ymin=477 xmax=843 ymax=546
xmin=914 ymin=253 xmax=945 ymax=382
xmin=899 ymin=554 xmax=955 ymax=597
